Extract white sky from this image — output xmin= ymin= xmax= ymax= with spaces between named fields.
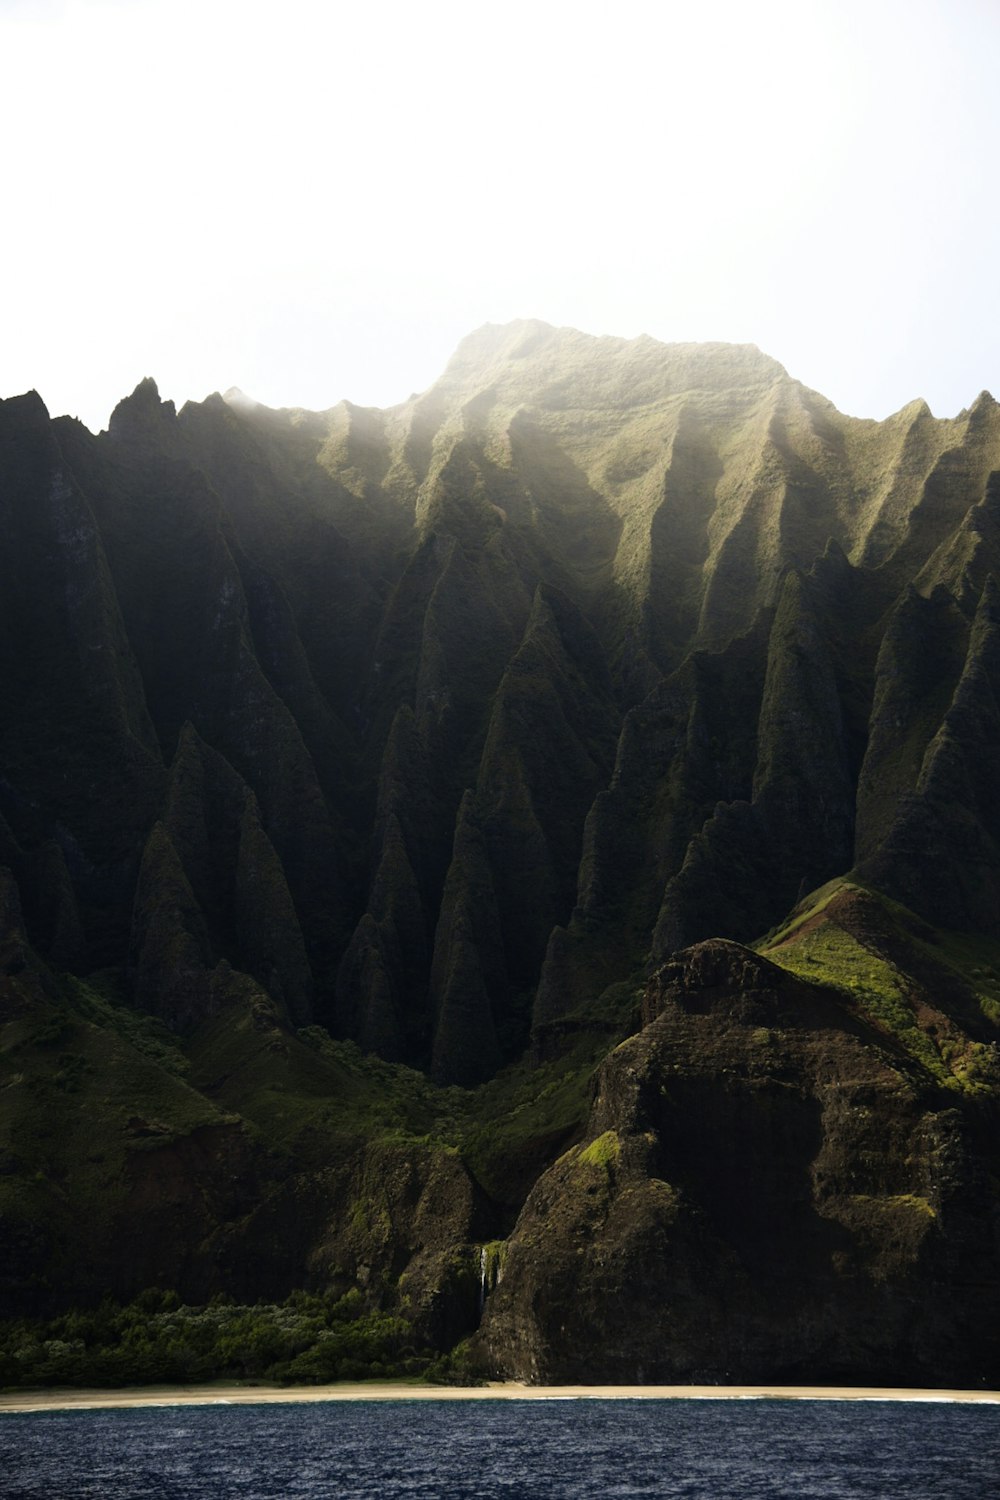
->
xmin=2 ymin=0 xmax=999 ymax=430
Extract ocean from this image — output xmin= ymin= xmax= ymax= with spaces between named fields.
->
xmin=1 ymin=1397 xmax=998 ymax=1498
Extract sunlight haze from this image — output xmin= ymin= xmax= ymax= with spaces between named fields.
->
xmin=2 ymin=0 xmax=998 ymax=429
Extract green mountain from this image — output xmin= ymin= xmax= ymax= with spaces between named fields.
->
xmin=1 ymin=322 xmax=999 ymax=1387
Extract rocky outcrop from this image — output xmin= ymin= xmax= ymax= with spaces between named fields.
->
xmin=308 ymin=1138 xmax=484 ymax=1348
xmin=481 ymin=940 xmax=1000 ymax=1385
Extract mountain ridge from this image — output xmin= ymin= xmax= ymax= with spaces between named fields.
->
xmin=1 ymin=323 xmax=998 ymax=1386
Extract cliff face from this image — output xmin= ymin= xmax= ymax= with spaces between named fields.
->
xmin=1 ymin=322 xmax=999 ymax=1382
xmin=481 ymin=923 xmax=1000 ymax=1384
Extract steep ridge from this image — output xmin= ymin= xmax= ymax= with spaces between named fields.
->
xmin=2 ymin=323 xmax=1000 ymax=1383
xmin=5 ymin=324 xmax=1000 ymax=1065
xmin=859 ymin=576 xmax=1000 ymax=931
xmin=5 ymin=323 xmax=1000 ymax=1060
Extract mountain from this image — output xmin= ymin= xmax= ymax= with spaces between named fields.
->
xmin=1 ymin=322 xmax=998 ymax=1386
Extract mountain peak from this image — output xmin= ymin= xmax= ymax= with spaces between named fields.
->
xmin=431 ymin=321 xmax=789 ymax=422
xmin=222 ymin=386 xmax=260 ymax=411
xmin=0 ymin=388 xmax=51 ymax=434
xmin=107 ymin=376 xmax=177 ymax=442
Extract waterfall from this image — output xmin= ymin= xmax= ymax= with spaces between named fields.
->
xmin=477 ymin=1241 xmax=505 ymax=1320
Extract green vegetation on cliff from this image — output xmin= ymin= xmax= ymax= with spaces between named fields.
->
xmin=759 ymin=879 xmax=1000 ymax=1093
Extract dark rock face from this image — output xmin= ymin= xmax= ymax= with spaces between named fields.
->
xmin=481 ymin=941 xmax=1000 ymax=1385
xmin=307 ymin=1139 xmax=484 ymax=1349
xmin=2 ymin=324 xmax=1000 ymax=1381
xmin=859 ymin=577 xmax=1000 ymax=933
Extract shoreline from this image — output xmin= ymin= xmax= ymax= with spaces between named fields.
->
xmin=3 ymin=1381 xmax=999 ymax=1413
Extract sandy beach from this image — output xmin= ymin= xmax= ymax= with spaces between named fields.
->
xmin=3 ymin=1382 xmax=998 ymax=1414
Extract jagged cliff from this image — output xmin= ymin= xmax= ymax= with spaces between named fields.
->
xmin=481 ymin=910 xmax=1000 ymax=1384
xmin=1 ymin=322 xmax=999 ymax=1383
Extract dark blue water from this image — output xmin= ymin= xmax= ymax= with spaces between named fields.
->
xmin=1 ymin=1398 xmax=998 ymax=1499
